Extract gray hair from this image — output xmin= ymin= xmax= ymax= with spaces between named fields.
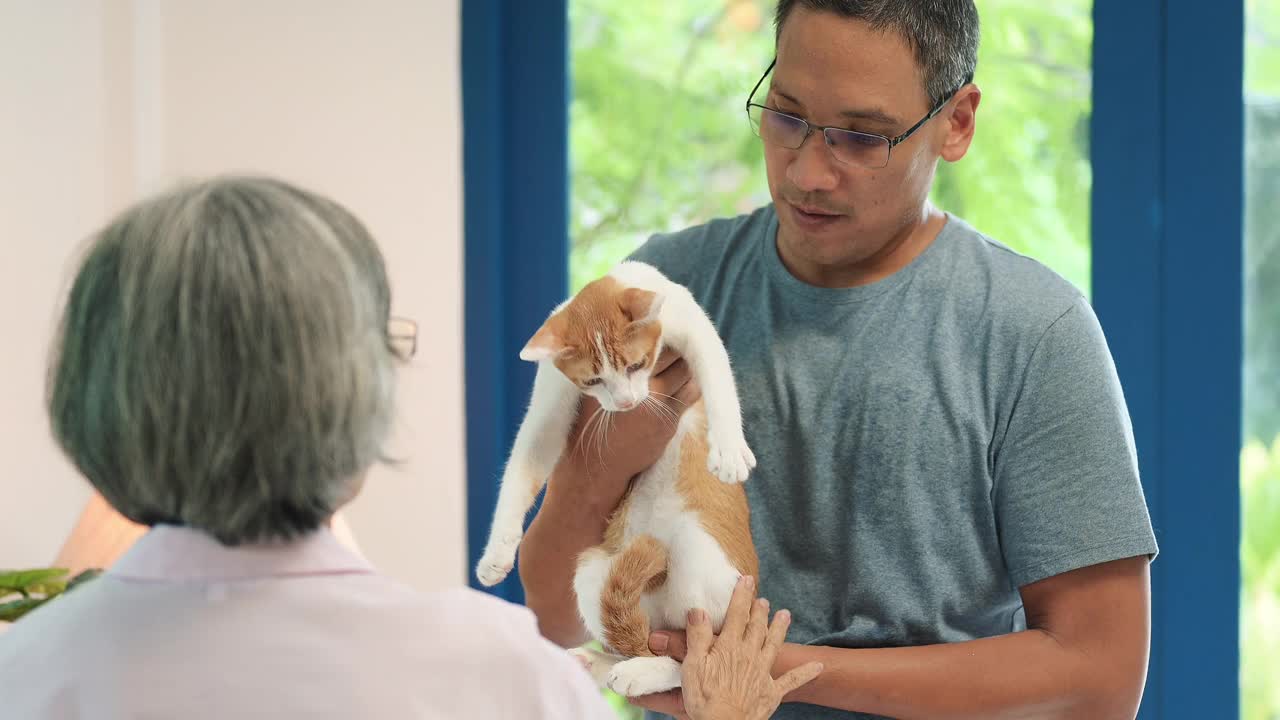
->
xmin=47 ymin=176 xmax=397 ymax=546
xmin=774 ymin=0 xmax=980 ymax=109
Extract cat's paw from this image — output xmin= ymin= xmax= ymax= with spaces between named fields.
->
xmin=707 ymin=433 xmax=756 ymax=484
xmin=607 ymin=656 xmax=683 ymax=697
xmin=475 ymin=534 xmax=521 ymax=586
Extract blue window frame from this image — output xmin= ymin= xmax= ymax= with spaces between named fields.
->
xmin=461 ymin=0 xmax=569 ymax=604
xmin=1093 ymin=2 xmax=1243 ymax=717
xmin=462 ymin=1 xmax=1245 ymax=713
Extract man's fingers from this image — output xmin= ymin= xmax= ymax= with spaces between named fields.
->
xmin=652 ymin=357 xmax=691 ymax=396
xmin=720 ymin=575 xmax=755 ymax=642
xmin=653 ymin=348 xmax=683 ymax=375
xmin=774 ymin=661 xmax=825 ymax=697
xmin=671 ymin=372 xmax=701 ymax=408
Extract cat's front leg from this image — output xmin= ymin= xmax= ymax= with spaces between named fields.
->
xmin=662 ymin=288 xmax=756 ymax=484
xmin=475 ymin=364 xmax=580 ymax=586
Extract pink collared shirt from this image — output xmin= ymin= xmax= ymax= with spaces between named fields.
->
xmin=0 ymin=525 xmax=614 ymax=719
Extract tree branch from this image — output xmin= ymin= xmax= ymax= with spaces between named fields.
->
xmin=573 ymin=6 xmax=731 ymax=253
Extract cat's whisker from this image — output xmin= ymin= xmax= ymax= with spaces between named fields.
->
xmin=645 ymin=393 xmax=680 ymax=420
xmin=641 ymin=396 xmax=679 ymax=431
xmin=653 ymin=395 xmax=681 ymax=420
xmin=573 ymin=405 xmax=606 ymax=461
xmin=591 ymin=409 xmax=610 ymax=468
xmin=648 ymin=391 xmax=689 ymax=409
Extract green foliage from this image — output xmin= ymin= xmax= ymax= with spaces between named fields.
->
xmin=1242 ymin=435 xmax=1280 ymax=720
xmin=570 ymin=0 xmax=775 ymax=292
xmin=932 ymin=1 xmax=1092 ymax=296
xmin=1245 ymin=7 xmax=1280 ymax=716
xmin=0 ymin=568 xmax=101 ymax=622
xmin=569 ymin=0 xmax=1092 ymax=294
xmin=1246 ymin=1 xmax=1280 ymax=445
xmin=1247 ymin=0 xmax=1280 ymax=97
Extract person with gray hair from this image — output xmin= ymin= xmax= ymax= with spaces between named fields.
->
xmin=520 ymin=2 xmax=1158 ymax=719
xmin=0 ymin=175 xmax=818 ymax=719
xmin=0 ymin=176 xmax=612 ymax=718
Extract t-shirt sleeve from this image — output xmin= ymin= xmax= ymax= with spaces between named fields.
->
xmin=993 ymin=296 xmax=1159 ymax=588
xmin=626 ymin=231 xmax=692 ymax=286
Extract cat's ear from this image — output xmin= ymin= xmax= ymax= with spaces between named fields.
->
xmin=519 ymin=323 xmax=570 ymax=362
xmin=620 ymin=288 xmax=664 ymax=325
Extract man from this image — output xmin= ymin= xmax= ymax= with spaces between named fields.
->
xmin=521 ymin=2 xmax=1158 ymax=718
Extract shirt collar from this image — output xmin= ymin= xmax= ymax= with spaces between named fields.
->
xmin=109 ymin=524 xmax=374 ymax=582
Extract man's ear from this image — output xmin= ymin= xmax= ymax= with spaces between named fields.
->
xmin=620 ymin=288 xmax=664 ymax=325
xmin=939 ymin=84 xmax=981 ymax=163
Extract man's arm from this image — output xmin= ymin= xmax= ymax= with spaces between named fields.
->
xmin=519 ymin=457 xmax=624 ymax=646
xmin=520 ymin=353 xmax=700 ymax=647
xmin=641 ymin=557 xmax=1151 ymax=719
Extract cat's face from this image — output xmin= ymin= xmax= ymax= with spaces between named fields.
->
xmin=520 ymin=277 xmax=664 ymax=413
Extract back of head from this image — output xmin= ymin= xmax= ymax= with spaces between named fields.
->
xmin=773 ymin=0 xmax=980 ymax=108
xmin=48 ymin=176 xmax=397 ymax=545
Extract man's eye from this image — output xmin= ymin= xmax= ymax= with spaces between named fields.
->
xmin=584 ymin=377 xmax=603 ymax=386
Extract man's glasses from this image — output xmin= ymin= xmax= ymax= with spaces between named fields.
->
xmin=745 ymin=58 xmax=966 ymax=170
xmin=388 ymin=316 xmax=418 ymax=361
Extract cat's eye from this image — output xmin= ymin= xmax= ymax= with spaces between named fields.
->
xmin=626 ymin=358 xmax=648 ymax=375
xmin=584 ymin=377 xmax=603 ymax=386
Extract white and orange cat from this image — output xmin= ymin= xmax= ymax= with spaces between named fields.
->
xmin=475 ymin=261 xmax=759 ymax=697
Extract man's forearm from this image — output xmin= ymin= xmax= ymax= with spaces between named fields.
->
xmin=774 ymin=629 xmax=1144 ymax=719
xmin=518 ymin=462 xmax=615 ymax=647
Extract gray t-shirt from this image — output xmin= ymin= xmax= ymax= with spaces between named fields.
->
xmin=631 ymin=205 xmax=1158 ymax=720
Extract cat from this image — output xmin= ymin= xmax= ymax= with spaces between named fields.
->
xmin=475 ymin=260 xmax=759 ymax=697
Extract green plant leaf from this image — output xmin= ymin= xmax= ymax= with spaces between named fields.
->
xmin=0 ymin=597 xmax=49 ymax=622
xmin=0 ymin=568 xmax=69 ymax=594
xmin=67 ymin=569 xmax=103 ymax=592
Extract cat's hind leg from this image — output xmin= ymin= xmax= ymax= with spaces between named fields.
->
xmin=573 ymin=546 xmax=614 ymax=644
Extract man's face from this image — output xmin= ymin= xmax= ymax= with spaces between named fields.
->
xmin=764 ymin=8 xmax=952 ymax=274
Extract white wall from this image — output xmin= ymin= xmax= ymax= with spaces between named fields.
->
xmin=0 ymin=0 xmax=467 ymax=592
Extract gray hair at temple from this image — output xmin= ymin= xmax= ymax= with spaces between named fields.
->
xmin=47 ymin=176 xmax=397 ymax=546
xmin=773 ymin=0 xmax=980 ymax=109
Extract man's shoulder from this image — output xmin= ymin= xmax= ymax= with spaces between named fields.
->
xmin=627 ymin=205 xmax=774 ymax=287
xmin=939 ymin=214 xmax=1089 ymax=335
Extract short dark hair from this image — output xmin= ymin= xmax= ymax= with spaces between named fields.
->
xmin=774 ymin=0 xmax=980 ymax=108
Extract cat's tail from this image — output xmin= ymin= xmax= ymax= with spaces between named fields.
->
xmin=600 ymin=534 xmax=669 ymax=658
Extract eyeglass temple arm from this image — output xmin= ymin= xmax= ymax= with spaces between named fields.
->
xmin=745 ymin=57 xmax=778 ymax=110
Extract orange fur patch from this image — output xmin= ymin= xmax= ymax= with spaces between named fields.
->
xmin=600 ymin=534 xmax=669 ymax=657
xmin=676 ymin=401 xmax=759 ymax=580
xmin=539 ymin=276 xmax=663 ymax=385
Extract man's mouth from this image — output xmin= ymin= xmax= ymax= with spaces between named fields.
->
xmin=787 ymin=200 xmax=845 ymax=229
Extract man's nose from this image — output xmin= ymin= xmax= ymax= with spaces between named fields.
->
xmin=786 ymin=132 xmax=840 ymax=192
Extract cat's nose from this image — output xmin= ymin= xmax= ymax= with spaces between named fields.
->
xmin=617 ymin=399 xmax=636 ymax=410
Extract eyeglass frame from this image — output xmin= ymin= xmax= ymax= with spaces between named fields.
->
xmin=388 ymin=316 xmax=418 ymax=360
xmin=744 ymin=57 xmax=971 ymax=168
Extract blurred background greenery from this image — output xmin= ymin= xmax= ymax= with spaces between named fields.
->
xmin=569 ymin=1 xmax=1280 ymax=717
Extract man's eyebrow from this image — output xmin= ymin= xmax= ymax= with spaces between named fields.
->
xmin=770 ymin=86 xmax=902 ymax=129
